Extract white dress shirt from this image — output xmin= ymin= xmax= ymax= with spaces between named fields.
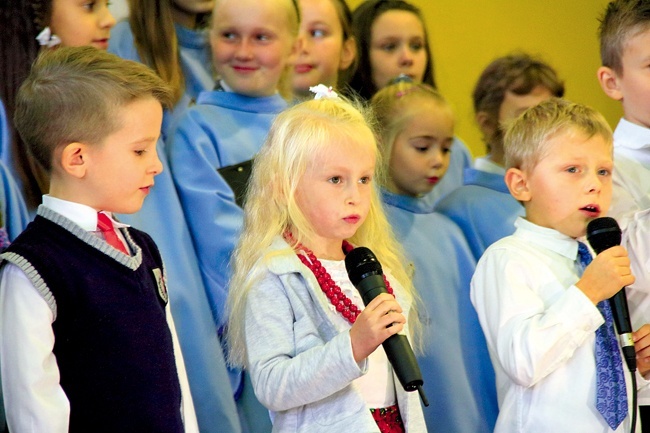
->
xmin=0 ymin=196 xmax=198 ymax=432
xmin=471 ymin=218 xmax=646 ymax=433
xmin=609 ymin=118 xmax=650 ymax=218
xmin=608 ymin=118 xmax=650 ymax=407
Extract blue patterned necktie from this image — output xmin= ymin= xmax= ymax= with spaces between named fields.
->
xmin=577 ymin=241 xmax=628 ymax=429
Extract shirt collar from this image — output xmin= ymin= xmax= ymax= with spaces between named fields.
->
xmin=514 ymin=217 xmax=581 ymax=261
xmin=473 ymin=155 xmax=506 ymax=175
xmin=42 ymin=195 xmax=130 ymax=231
xmin=613 ymin=117 xmax=650 ymax=151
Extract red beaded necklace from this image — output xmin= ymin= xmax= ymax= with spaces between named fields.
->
xmin=287 ymin=235 xmax=394 ymax=324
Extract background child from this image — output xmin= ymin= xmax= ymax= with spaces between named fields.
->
xmin=167 ymin=0 xmax=299 ymax=430
xmin=472 ymin=98 xmax=650 ymax=432
xmin=435 ymin=53 xmax=564 ymax=260
xmin=226 ymin=94 xmax=426 ymax=433
xmin=597 ymin=0 xmax=650 ymax=217
xmin=597 ymin=0 xmax=650 ymax=426
xmin=349 ymin=0 xmax=433 ymax=101
xmin=0 ymin=46 xmax=198 ymax=432
xmin=292 ymin=0 xmax=356 ymax=99
xmin=108 ymin=0 xmax=214 ymax=139
xmin=0 ymin=0 xmax=116 ymax=213
xmin=371 ymin=80 xmax=497 ymax=432
xmin=349 ymin=0 xmax=472 ymax=206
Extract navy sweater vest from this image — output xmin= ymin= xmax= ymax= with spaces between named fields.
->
xmin=2 ymin=212 xmax=184 ymax=432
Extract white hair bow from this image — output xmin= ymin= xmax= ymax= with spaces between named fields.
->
xmin=36 ymin=27 xmax=62 ymax=48
xmin=309 ymin=84 xmax=339 ymax=100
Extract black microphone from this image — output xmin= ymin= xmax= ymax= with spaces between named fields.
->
xmin=345 ymin=246 xmax=429 ymax=406
xmin=586 ymin=217 xmax=637 ymax=372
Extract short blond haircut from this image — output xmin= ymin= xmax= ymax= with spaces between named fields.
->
xmin=370 ymin=80 xmax=451 ymax=185
xmin=226 ymin=96 xmax=421 ymax=367
xmin=504 ymin=98 xmax=613 ymax=171
xmin=14 ymin=46 xmax=173 ymax=173
xmin=599 ymin=0 xmax=650 ymax=74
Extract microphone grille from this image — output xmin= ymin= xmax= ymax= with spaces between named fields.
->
xmin=344 ymin=246 xmax=383 ymax=286
xmin=586 ymin=216 xmax=621 ymax=254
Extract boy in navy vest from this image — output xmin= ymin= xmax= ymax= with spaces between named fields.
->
xmin=0 ymin=47 xmax=198 ymax=432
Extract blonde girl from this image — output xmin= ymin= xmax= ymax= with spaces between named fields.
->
xmin=371 ymin=80 xmax=498 ymax=432
xmin=372 ymin=80 xmax=454 ymax=198
xmin=227 ymin=93 xmax=426 ymax=433
xmin=292 ymin=0 xmax=356 ymax=98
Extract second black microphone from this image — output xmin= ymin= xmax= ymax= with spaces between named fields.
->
xmin=345 ymin=246 xmax=429 ymax=406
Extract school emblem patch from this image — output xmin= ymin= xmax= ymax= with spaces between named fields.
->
xmin=152 ymin=268 xmax=168 ymax=304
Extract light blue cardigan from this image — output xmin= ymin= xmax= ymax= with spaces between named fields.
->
xmin=243 ymin=237 xmax=427 ymax=433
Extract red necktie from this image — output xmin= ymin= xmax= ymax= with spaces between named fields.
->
xmin=97 ymin=212 xmax=129 ymax=255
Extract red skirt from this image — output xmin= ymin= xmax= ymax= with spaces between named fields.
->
xmin=370 ymin=404 xmax=405 ymax=433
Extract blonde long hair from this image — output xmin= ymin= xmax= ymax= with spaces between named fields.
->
xmin=226 ymin=96 xmax=420 ymax=367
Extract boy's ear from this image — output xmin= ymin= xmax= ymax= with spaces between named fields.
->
xmin=505 ymin=167 xmax=531 ymax=202
xmin=339 ymin=37 xmax=357 ymax=71
xmin=597 ymin=66 xmax=623 ymax=101
xmin=60 ymin=142 xmax=89 ymax=179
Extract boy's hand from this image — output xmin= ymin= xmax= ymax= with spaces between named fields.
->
xmin=576 ymin=246 xmax=635 ymax=305
xmin=634 ymin=325 xmax=650 ymax=376
xmin=350 ymin=293 xmax=405 ymax=363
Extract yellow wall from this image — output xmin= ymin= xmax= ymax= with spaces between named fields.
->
xmin=346 ymin=0 xmax=622 ymax=157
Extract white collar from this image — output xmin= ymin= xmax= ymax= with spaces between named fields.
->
xmin=613 ymin=117 xmax=650 ymax=151
xmin=474 ymin=155 xmax=506 ymax=175
xmin=514 ymin=217 xmax=582 ymax=261
xmin=42 ymin=195 xmax=130 ymax=231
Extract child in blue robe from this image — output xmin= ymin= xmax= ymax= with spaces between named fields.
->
xmin=371 ymin=80 xmax=498 ymax=432
xmin=166 ymin=0 xmax=301 ymax=431
xmin=108 ymin=0 xmax=215 ymax=140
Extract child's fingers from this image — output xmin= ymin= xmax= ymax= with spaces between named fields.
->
xmin=366 ymin=294 xmax=403 ymax=315
xmin=604 ymin=245 xmax=628 ymax=258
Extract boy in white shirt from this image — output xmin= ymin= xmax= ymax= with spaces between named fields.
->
xmin=0 ymin=47 xmax=198 ymax=432
xmin=597 ymin=0 xmax=650 ymax=218
xmin=471 ymin=98 xmax=650 ymax=432
xmin=598 ymin=1 xmax=650 ymax=425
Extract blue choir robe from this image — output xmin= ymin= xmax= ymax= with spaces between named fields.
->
xmin=0 ymin=100 xmax=34 ymax=235
xmin=108 ymin=20 xmax=214 ymax=140
xmin=0 ymin=99 xmax=13 ymax=183
xmin=435 ymin=167 xmax=524 ymax=261
xmin=421 ymin=136 xmax=473 ymax=207
xmin=382 ymin=189 xmax=498 ymax=433
xmin=0 ymin=161 xmax=30 ymax=241
xmin=116 ymin=138 xmax=242 ymax=433
xmin=167 ymin=90 xmax=286 ymax=433
xmin=167 ymin=90 xmax=287 ymax=329
xmin=0 ymin=102 xmax=34 ymax=432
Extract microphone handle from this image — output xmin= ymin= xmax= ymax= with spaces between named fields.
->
xmin=354 ymin=274 xmax=429 ymax=405
xmin=610 ymin=289 xmax=632 ymax=335
xmin=356 ymin=274 xmax=388 ymax=305
xmin=382 ymin=334 xmax=424 ymax=391
xmin=609 ymin=288 xmax=637 ymax=372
